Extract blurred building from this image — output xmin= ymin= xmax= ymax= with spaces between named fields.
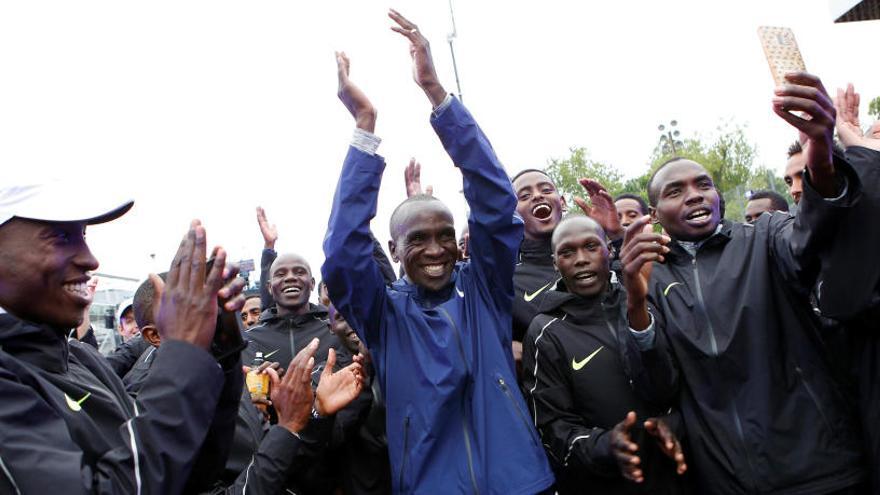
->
xmin=89 ymin=273 xmax=138 ymax=355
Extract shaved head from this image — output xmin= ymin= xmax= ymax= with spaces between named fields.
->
xmin=270 ymin=253 xmax=312 ymax=276
xmin=389 ymin=195 xmax=453 ymax=242
xmin=551 ymin=215 xmax=605 ymax=252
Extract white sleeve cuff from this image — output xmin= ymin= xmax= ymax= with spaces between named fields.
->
xmin=351 ymin=128 xmax=382 ymax=156
xmin=628 ymin=314 xmax=656 ymax=351
xmin=432 ymin=94 xmax=454 ymax=118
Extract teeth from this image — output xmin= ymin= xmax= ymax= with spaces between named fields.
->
xmin=532 ymin=204 xmax=552 ymax=219
xmin=575 ymin=272 xmax=596 ymax=281
xmin=64 ymin=282 xmax=90 ymax=299
xmin=283 ymin=287 xmax=301 ymax=294
xmin=424 ymin=264 xmax=445 ymax=277
xmin=688 ymin=210 xmax=709 ymax=220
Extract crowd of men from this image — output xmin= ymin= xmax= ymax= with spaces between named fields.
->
xmin=0 ymin=9 xmax=878 ymax=495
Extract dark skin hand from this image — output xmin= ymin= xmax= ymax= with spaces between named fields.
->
xmin=619 ymin=215 xmax=670 ymax=330
xmin=336 ymin=51 xmax=376 ymax=133
xmin=772 ymin=72 xmax=838 ymax=198
xmin=573 ymin=178 xmax=625 ymax=241
xmin=388 ymin=9 xmax=447 ymax=108
xmin=610 ymin=411 xmax=687 ymax=483
xmin=149 ymin=220 xmax=247 ymax=350
xmin=256 ymin=207 xmax=278 ymax=250
xmin=404 ymin=158 xmax=433 ymax=197
xmin=265 ymin=338 xmax=320 ymax=434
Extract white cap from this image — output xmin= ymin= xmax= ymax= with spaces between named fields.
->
xmin=0 ymin=181 xmax=133 ymax=228
xmin=116 ymin=297 xmax=135 ymax=323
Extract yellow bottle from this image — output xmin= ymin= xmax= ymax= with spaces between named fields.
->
xmin=246 ymin=352 xmax=271 ymax=411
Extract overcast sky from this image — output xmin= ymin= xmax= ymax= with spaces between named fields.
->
xmin=1 ymin=0 xmax=877 ymax=290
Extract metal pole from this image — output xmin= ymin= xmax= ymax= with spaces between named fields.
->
xmin=447 ymin=0 xmax=463 ymax=102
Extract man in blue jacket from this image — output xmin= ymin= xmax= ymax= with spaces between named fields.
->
xmin=321 ymin=10 xmax=554 ymax=494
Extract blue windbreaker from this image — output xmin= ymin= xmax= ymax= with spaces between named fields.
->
xmin=322 ymin=97 xmax=554 ymax=494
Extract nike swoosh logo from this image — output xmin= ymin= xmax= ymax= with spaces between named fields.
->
xmin=65 ymin=392 xmax=91 ymax=412
xmin=663 ymin=282 xmax=682 ymax=297
xmin=263 ymin=349 xmax=280 ymax=359
xmin=456 ymin=286 xmax=464 ymax=298
xmin=572 ymin=346 xmax=604 ymax=371
xmin=524 ymin=281 xmax=554 ymax=302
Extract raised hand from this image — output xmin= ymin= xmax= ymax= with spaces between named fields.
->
xmin=404 ymin=158 xmax=433 ymax=198
xmin=834 ymin=83 xmax=880 ymax=151
xmin=388 ymin=9 xmax=447 ymax=107
xmin=573 ymin=178 xmax=624 ymax=241
xmin=315 ymin=348 xmax=365 ymax=416
xmin=610 ymin=411 xmax=643 ymax=483
xmin=619 ymin=215 xmax=669 ymax=330
xmin=149 ymin=220 xmax=246 ymax=350
xmin=772 ymin=72 xmax=838 ymax=197
xmin=336 ymin=51 xmax=377 ymax=133
xmin=256 ymin=207 xmax=278 ymax=250
xmin=266 ymin=338 xmax=320 ymax=434
xmin=644 ymin=417 xmax=687 ymax=476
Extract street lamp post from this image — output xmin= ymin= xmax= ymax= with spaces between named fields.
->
xmin=658 ymin=120 xmax=683 ymax=155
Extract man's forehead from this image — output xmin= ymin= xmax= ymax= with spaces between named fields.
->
xmin=785 ymin=154 xmax=807 ymax=175
xmin=655 ymin=160 xmax=709 ymax=188
xmin=398 ymin=201 xmax=453 ymax=229
xmin=271 ymin=254 xmax=311 ymax=273
xmin=615 ymin=198 xmax=642 ymax=210
xmin=553 ymin=217 xmax=604 ymax=248
xmin=513 ymin=171 xmax=553 ymax=191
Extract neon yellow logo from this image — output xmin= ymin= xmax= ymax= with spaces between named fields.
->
xmin=524 ymin=281 xmax=554 ymax=302
xmin=572 ymin=346 xmax=604 ymax=371
xmin=663 ymin=282 xmax=682 ymax=297
xmin=65 ymin=392 xmax=91 ymax=412
xmin=263 ymin=349 xmax=280 ymax=359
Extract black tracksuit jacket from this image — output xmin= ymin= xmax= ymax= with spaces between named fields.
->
xmin=624 ymin=156 xmax=867 ymax=494
xmin=814 ymin=145 xmax=880 ymax=492
xmin=0 ymin=313 xmax=241 ymax=494
xmin=513 ymin=238 xmax=566 ymax=342
xmin=243 ymin=304 xmax=337 ymax=370
xmin=522 ymin=282 xmax=689 ymax=495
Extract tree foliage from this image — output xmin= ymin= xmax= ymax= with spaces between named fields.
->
xmin=869 ymin=96 xmax=880 ymax=120
xmin=543 ymin=121 xmax=789 ymax=222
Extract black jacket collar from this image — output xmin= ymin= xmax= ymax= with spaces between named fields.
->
xmin=666 ymin=219 xmax=734 ymax=263
xmin=258 ymin=303 xmax=328 ymax=326
xmin=0 ymin=313 xmax=69 ymax=373
xmin=518 ymin=237 xmax=553 ymax=265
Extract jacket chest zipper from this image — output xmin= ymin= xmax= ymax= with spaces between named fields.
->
xmin=692 ymin=255 xmax=757 ymax=491
xmin=437 ymin=307 xmax=481 ymax=495
xmin=497 ymin=376 xmax=539 ymax=449
xmin=288 ymin=322 xmax=296 ymax=362
xmin=691 ymin=256 xmax=718 ymax=356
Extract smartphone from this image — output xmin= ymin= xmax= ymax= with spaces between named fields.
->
xmin=757 ymin=26 xmax=807 ymax=87
xmin=206 ymin=257 xmax=248 ymax=361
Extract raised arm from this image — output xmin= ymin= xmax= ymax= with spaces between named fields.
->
xmin=390 ymin=10 xmax=522 ymax=301
xmin=256 ymin=207 xmax=278 ymax=309
xmin=321 ymin=52 xmax=388 ymax=349
xmin=770 ymin=73 xmax=862 ymax=288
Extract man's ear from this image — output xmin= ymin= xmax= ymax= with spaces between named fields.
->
xmin=560 ymin=196 xmax=568 ymax=213
xmin=309 ymin=277 xmax=316 ymax=291
xmin=388 ymin=239 xmax=399 ymax=263
xmin=552 ymin=254 xmax=559 ymax=273
xmin=141 ymin=325 xmax=161 ymax=347
xmin=649 ymin=206 xmax=658 ymax=225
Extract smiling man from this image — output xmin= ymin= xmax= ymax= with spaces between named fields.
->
xmin=522 ymin=215 xmax=687 ymax=494
xmin=245 ymin=253 xmax=337 ymax=376
xmin=621 ymin=72 xmax=868 ymax=494
xmin=0 ymin=182 xmax=248 ymax=494
xmin=321 ymin=10 xmax=554 ymax=493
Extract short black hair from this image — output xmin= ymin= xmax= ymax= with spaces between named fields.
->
xmin=748 ymin=190 xmax=790 ymax=212
xmin=511 ymin=168 xmax=552 ymax=185
xmin=133 ymin=273 xmax=167 ymax=328
xmin=389 ymin=194 xmax=449 ymax=240
xmin=550 ymin=214 xmax=604 ymax=252
xmin=613 ymin=193 xmax=649 ymax=214
xmin=787 ymin=140 xmax=803 ymax=158
xmin=646 ymin=156 xmax=688 ymax=207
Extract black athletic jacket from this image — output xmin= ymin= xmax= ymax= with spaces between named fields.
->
xmin=244 ymin=304 xmax=336 ymax=369
xmin=522 ymin=282 xmax=688 ymax=495
xmin=624 ymin=157 xmax=866 ymax=494
xmin=513 ymin=238 xmax=565 ymax=342
xmin=0 ymin=313 xmax=240 ymax=494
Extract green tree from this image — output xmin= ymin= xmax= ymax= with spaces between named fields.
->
xmin=869 ymin=96 xmax=880 ymax=120
xmin=544 ymin=147 xmax=625 ymax=203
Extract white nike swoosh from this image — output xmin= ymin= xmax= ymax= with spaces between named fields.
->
xmin=456 ymin=286 xmax=464 ymax=298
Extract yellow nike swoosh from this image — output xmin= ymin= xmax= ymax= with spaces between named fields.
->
xmin=524 ymin=281 xmax=554 ymax=302
xmin=663 ymin=282 xmax=682 ymax=297
xmin=572 ymin=346 xmax=604 ymax=371
xmin=65 ymin=392 xmax=91 ymax=412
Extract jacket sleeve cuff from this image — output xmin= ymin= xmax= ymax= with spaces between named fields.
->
xmin=257 ymin=425 xmax=302 ymax=460
xmin=628 ymin=314 xmax=656 ymax=351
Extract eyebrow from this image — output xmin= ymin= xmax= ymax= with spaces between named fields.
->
xmin=516 ymin=181 xmax=554 ymax=195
